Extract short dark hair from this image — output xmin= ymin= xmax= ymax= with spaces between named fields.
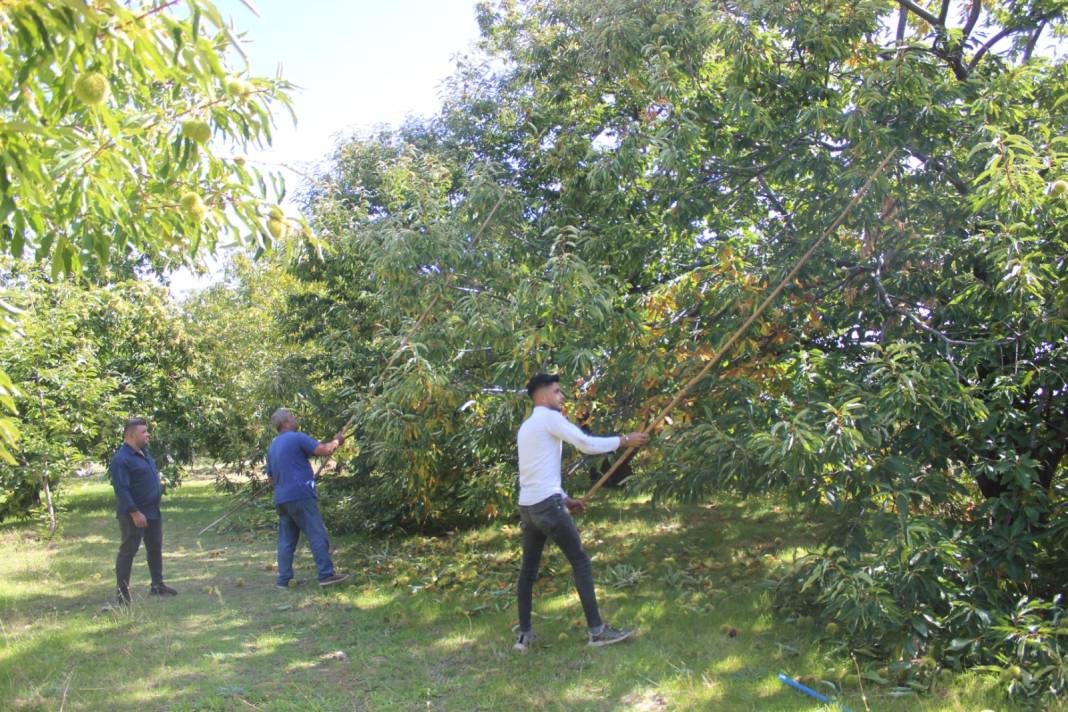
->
xmin=526 ymin=373 xmax=560 ymax=398
xmin=123 ymin=417 xmax=149 ymax=435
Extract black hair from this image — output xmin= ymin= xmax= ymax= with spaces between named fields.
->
xmin=123 ymin=417 xmax=149 ymax=435
xmin=526 ymin=373 xmax=560 ymax=398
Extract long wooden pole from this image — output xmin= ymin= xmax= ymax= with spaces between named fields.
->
xmin=311 ymin=189 xmax=507 ymax=476
xmin=198 ymin=190 xmax=508 ymax=535
xmin=197 ymin=481 xmax=268 ymax=536
xmin=585 ymin=152 xmax=896 ymax=500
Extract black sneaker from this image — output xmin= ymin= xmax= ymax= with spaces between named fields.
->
xmin=512 ymin=631 xmax=535 ymax=653
xmin=587 ymin=625 xmax=635 ymax=647
xmin=150 ymin=583 xmax=178 ymax=596
xmin=275 ymin=578 xmax=307 ymax=590
xmin=116 ymin=585 xmax=131 ymax=606
xmin=318 ymin=573 xmax=351 ymax=588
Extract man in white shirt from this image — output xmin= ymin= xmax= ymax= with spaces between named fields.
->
xmin=513 ymin=373 xmax=649 ymax=652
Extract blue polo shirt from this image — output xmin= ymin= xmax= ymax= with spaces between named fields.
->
xmin=266 ymin=431 xmax=321 ymax=505
xmin=109 ymin=443 xmax=162 ymax=519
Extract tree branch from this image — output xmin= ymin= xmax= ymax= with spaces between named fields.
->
xmin=813 ymin=264 xmax=868 ymax=303
xmin=757 ymin=174 xmax=798 ymax=238
xmin=116 ymin=0 xmax=183 ymax=30
xmin=871 ymin=258 xmax=979 ymax=348
xmin=135 ymin=0 xmax=183 ymax=24
xmin=967 ymin=26 xmax=1017 ymax=73
xmin=895 ymin=0 xmax=940 ymax=28
xmin=905 ymin=145 xmax=970 ymax=195
xmin=938 ymin=0 xmax=950 ymax=26
xmin=1022 ymin=22 xmax=1045 ymax=63
xmin=962 ymin=0 xmax=982 ymax=40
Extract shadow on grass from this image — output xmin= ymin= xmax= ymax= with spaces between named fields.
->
xmin=1 ymin=480 xmax=996 ymax=711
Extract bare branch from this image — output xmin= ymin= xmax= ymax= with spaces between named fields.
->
xmin=966 ymin=10 xmax=1055 ymax=75
xmin=812 ymin=264 xmax=868 ymax=303
xmin=905 ymin=145 xmax=970 ymax=195
xmin=967 ymin=26 xmax=1016 ymax=73
xmin=962 ymin=0 xmax=982 ymax=40
xmin=125 ymin=0 xmax=183 ymax=27
xmin=871 ymin=258 xmax=981 ymax=347
xmin=896 ymin=4 xmax=908 ymax=42
xmin=1023 ymin=22 xmax=1045 ymax=62
xmin=895 ymin=0 xmax=940 ymax=28
xmin=758 ymin=174 xmax=799 ymax=239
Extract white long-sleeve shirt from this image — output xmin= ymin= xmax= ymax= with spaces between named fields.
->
xmin=517 ymin=406 xmax=621 ymax=506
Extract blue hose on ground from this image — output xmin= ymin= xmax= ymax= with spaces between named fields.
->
xmin=777 ymin=672 xmax=855 ymax=712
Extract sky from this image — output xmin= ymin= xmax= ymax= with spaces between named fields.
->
xmin=168 ymin=2 xmax=1065 ymax=297
xmin=170 ymin=0 xmax=483 ymax=296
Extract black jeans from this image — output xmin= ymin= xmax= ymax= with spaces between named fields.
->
xmin=116 ymin=514 xmax=163 ymax=590
xmin=517 ymin=494 xmax=603 ymax=634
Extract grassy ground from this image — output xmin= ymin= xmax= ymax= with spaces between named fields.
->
xmin=0 ymin=474 xmax=1014 ymax=711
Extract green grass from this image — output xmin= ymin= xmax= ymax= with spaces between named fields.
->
xmin=0 ymin=475 xmax=1013 ymax=711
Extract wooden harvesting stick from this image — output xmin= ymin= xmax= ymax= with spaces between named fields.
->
xmin=197 ymin=190 xmax=509 ymax=535
xmin=311 ymin=189 xmax=508 ymax=477
xmin=584 ymin=151 xmax=896 ymax=501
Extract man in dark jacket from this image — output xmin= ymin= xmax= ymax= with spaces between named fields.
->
xmin=110 ymin=418 xmax=177 ymax=605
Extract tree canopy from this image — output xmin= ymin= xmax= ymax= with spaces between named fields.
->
xmin=281 ymin=0 xmax=1066 ymax=702
xmin=0 ymin=0 xmax=295 ymax=463
xmin=1 ymin=0 xmax=1065 ymax=704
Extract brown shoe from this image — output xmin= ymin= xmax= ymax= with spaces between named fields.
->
xmin=318 ymin=573 xmax=351 ymax=587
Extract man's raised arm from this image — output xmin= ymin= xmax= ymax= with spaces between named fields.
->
xmin=546 ymin=412 xmax=648 ymax=454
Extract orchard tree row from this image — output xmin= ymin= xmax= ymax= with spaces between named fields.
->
xmin=284 ymin=0 xmax=1067 ymax=702
xmin=1 ymin=0 xmax=1065 ymax=704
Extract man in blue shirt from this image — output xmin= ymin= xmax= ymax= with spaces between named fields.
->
xmin=109 ymin=418 xmax=177 ymax=605
xmin=266 ymin=408 xmax=350 ymax=588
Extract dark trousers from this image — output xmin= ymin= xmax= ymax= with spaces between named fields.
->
xmin=517 ymin=494 xmax=603 ymax=633
xmin=116 ymin=515 xmax=163 ymax=590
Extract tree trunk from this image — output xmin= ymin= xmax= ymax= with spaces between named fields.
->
xmin=41 ymin=462 xmax=57 ymax=534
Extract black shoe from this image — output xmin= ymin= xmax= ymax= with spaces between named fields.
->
xmin=116 ymin=585 xmax=131 ymax=606
xmin=587 ymin=625 xmax=635 ymax=647
xmin=275 ymin=578 xmax=307 ymax=590
xmin=150 ymin=583 xmax=178 ymax=596
xmin=318 ymin=573 xmax=351 ymax=587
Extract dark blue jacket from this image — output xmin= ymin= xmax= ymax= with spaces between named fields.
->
xmin=109 ymin=443 xmax=162 ymax=519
